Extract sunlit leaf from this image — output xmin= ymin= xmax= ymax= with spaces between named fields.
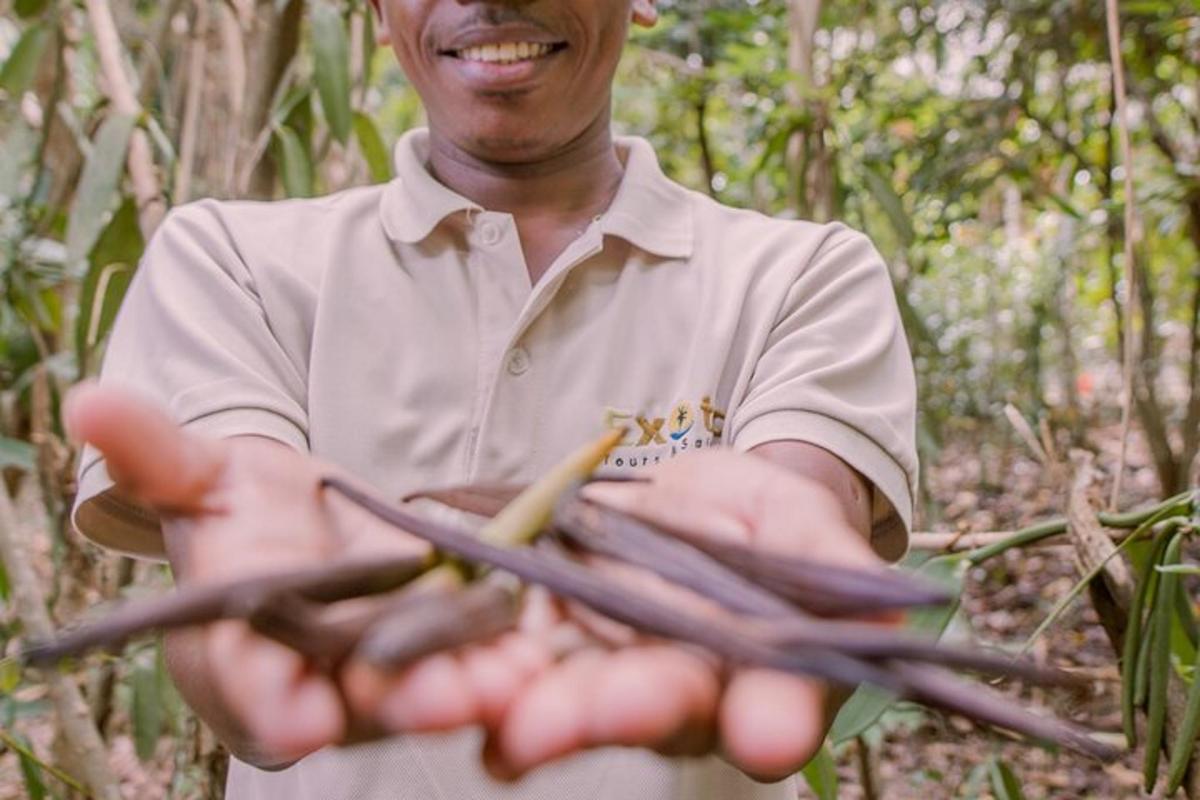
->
xmin=799 ymin=743 xmax=839 ymax=800
xmin=0 ymin=658 xmax=21 ymax=694
xmin=0 ymin=24 xmax=51 ymax=95
xmin=75 ymin=197 xmax=143 ymax=373
xmin=354 ymin=111 xmax=391 ymax=183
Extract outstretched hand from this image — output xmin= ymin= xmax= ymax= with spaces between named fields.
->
xmin=66 ymin=384 xmax=888 ymax=780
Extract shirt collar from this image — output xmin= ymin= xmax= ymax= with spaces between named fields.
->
xmin=380 ymin=128 xmax=695 ymax=259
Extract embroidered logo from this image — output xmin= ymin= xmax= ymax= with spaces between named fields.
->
xmin=600 ymin=396 xmax=727 ymax=471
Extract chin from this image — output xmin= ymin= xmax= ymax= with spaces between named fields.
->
xmin=458 ymin=126 xmax=564 ymax=164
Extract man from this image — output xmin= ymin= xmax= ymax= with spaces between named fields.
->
xmin=68 ymin=1 xmax=918 ymax=798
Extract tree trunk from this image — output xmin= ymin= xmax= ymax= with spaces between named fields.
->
xmin=237 ymin=0 xmax=305 ymax=199
xmin=785 ymin=0 xmax=833 ymax=221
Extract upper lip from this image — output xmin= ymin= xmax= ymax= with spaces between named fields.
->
xmin=439 ymin=24 xmax=567 ymax=54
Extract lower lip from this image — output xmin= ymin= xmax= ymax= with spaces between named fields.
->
xmin=444 ymin=50 xmax=563 ymax=91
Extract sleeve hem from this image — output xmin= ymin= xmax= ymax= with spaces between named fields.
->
xmin=731 ymin=409 xmax=915 ymax=561
xmin=72 ymin=408 xmax=310 ymax=561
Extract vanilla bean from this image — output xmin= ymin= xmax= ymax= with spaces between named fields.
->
xmin=763 ymin=619 xmax=1076 ymax=687
xmin=557 ymin=494 xmax=1075 ymax=686
xmin=356 ymin=580 xmax=520 ymax=668
xmin=403 ymin=483 xmax=528 ymax=518
xmin=324 ymin=477 xmax=898 ymax=689
xmin=404 ymin=476 xmax=648 ymax=519
xmin=553 ymin=493 xmax=800 ymax=618
xmin=890 ymin=661 xmax=1119 ymax=760
xmin=323 ymin=477 xmax=1117 ymax=759
xmin=245 ymin=591 xmax=361 ymax=665
xmin=22 ymin=555 xmax=429 ymax=666
xmin=659 ymin=530 xmax=950 ymax=616
xmin=415 ymin=479 xmax=949 ymax=615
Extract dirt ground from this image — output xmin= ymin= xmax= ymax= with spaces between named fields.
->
xmin=808 ymin=425 xmax=1177 ymax=800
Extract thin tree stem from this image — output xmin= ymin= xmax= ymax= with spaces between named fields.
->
xmin=1105 ymin=0 xmax=1139 ymax=510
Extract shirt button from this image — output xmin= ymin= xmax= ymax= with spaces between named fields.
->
xmin=479 ymin=222 xmax=502 ymax=246
xmin=506 ymin=347 xmax=531 ymax=376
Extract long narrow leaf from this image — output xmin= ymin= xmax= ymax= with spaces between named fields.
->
xmin=65 ymin=113 xmax=137 ymax=266
xmin=311 ymin=1 xmax=353 ymax=144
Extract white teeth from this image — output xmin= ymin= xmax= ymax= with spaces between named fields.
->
xmin=456 ymin=42 xmax=554 ymax=64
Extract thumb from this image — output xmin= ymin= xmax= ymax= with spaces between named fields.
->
xmin=65 ymin=382 xmax=224 ymax=512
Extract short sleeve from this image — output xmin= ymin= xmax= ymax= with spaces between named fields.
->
xmin=72 ymin=202 xmax=310 ymax=560
xmin=726 ymin=227 xmax=918 ymax=561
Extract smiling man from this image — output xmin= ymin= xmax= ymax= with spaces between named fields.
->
xmin=68 ymin=2 xmax=917 ymax=799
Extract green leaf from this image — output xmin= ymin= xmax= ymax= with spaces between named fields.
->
xmin=311 ymin=0 xmax=353 ymax=144
xmin=0 ymin=437 xmax=36 ymax=472
xmin=1157 ymin=564 xmax=1200 ymax=576
xmin=75 ymin=197 xmax=143 ymax=372
xmin=0 ymin=23 xmax=51 ymax=96
xmin=0 ymin=658 xmax=21 ymax=694
xmin=14 ymin=735 xmax=47 ymax=800
xmin=799 ymin=743 xmax=839 ymax=800
xmin=988 ymin=758 xmax=1026 ymax=800
xmin=831 ymin=554 xmax=966 ymax=742
xmin=354 ymin=111 xmax=391 ymax=183
xmin=863 ymin=163 xmax=915 ymax=248
xmin=14 ymin=0 xmax=52 ymax=18
xmin=273 ymin=125 xmax=315 ymax=198
xmin=131 ymin=658 xmax=163 ymax=761
xmin=65 ymin=113 xmax=137 ymax=266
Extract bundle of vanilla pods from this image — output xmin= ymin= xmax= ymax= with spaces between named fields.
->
xmin=24 ymin=468 xmax=1119 ymax=762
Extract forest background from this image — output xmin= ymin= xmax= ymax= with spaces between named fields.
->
xmin=0 ymin=0 xmax=1198 ymax=798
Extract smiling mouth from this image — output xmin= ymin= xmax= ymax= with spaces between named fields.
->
xmin=442 ymin=41 xmax=568 ymax=65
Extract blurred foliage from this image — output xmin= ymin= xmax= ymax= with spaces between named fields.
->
xmin=0 ymin=0 xmax=1198 ymax=797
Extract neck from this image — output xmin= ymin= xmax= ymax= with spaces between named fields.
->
xmin=425 ymin=114 xmax=624 ymax=222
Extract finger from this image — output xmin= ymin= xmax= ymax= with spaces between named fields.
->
xmin=342 ymin=652 xmax=481 ymax=732
xmin=493 ymin=646 xmax=719 ymax=777
xmin=489 ymin=649 xmax=604 ymax=776
xmin=586 ymin=646 xmax=719 ymax=754
xmin=64 ymin=382 xmax=223 ymax=512
xmin=719 ymin=668 xmax=829 ymax=782
xmin=208 ymin=622 xmax=345 ymax=762
xmin=461 ymin=634 xmax=553 ymax=728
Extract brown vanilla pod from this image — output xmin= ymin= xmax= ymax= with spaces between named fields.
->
xmin=404 ymin=476 xmax=650 ymax=519
xmin=244 ymin=591 xmax=363 ymax=666
xmin=22 ymin=554 xmax=430 ymax=666
xmin=321 ymin=477 xmax=1118 ymax=759
xmin=356 ymin=579 xmax=520 ymax=668
xmin=552 ymin=491 xmax=802 ymax=618
xmin=324 ymin=477 xmax=901 ymax=689
xmin=555 ymin=492 xmax=1075 ymax=687
xmin=417 ymin=479 xmax=950 ymax=616
xmin=653 ymin=529 xmax=950 ymax=616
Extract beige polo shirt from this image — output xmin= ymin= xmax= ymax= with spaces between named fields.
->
xmin=74 ymin=128 xmax=917 ymax=800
